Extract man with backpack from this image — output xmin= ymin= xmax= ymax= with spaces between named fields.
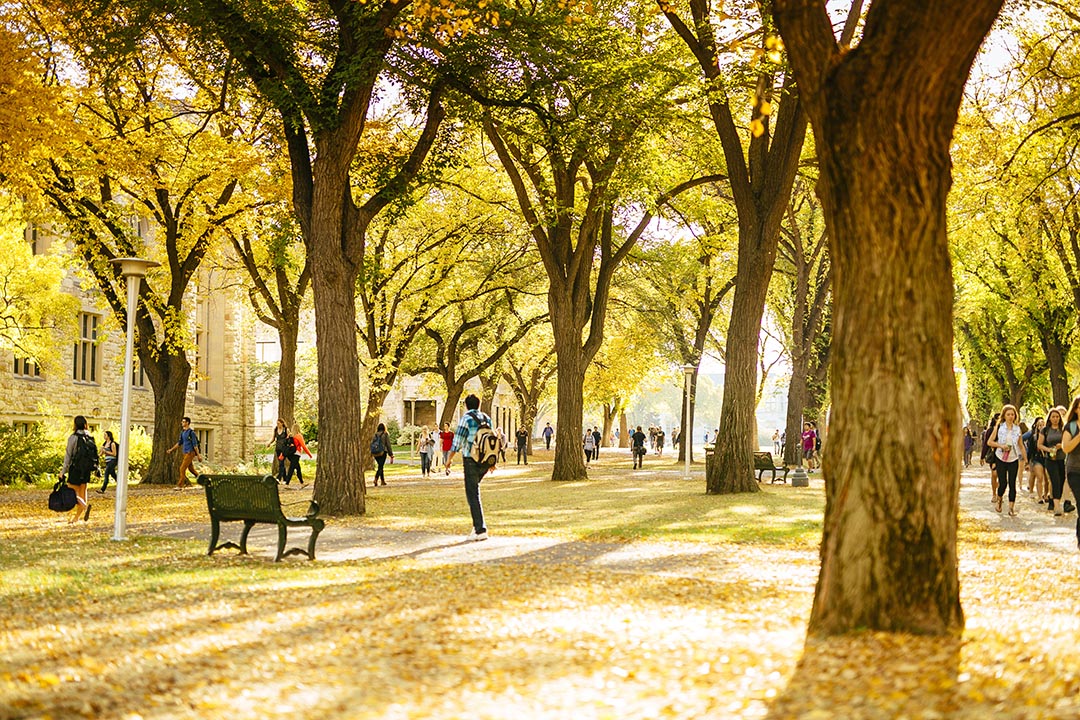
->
xmin=166 ymin=416 xmax=201 ymax=490
xmin=445 ymin=393 xmax=497 ymax=541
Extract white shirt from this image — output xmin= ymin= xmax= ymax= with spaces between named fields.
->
xmin=995 ymin=422 xmax=1023 ymax=462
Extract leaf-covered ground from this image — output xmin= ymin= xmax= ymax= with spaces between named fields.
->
xmin=2 ymin=455 xmax=1079 ymax=719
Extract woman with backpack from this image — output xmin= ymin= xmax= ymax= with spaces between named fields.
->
xmin=1060 ymin=397 xmax=1080 ymax=549
xmin=98 ymin=430 xmax=118 ymax=494
xmin=982 ymin=412 xmax=1000 ymax=502
xmin=988 ymin=404 xmax=1026 ymax=516
xmin=370 ymin=422 xmax=393 ymax=487
xmin=284 ymin=423 xmax=313 ymax=487
xmin=416 ymin=425 xmax=435 ymax=478
xmin=60 ymin=415 xmax=94 ymax=524
xmin=1024 ymin=416 xmax=1045 ymax=498
xmin=582 ymin=429 xmax=596 ymax=465
xmin=267 ymin=419 xmax=293 ymax=485
xmin=1039 ymin=408 xmax=1066 ymax=512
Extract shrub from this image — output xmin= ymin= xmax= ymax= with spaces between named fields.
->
xmin=385 ymin=418 xmax=402 ymax=446
xmin=0 ymin=424 xmax=64 ymax=485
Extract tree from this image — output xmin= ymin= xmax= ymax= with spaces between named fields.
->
xmin=773 ymin=0 xmax=1005 ymax=635
xmin=150 ymin=0 xmax=452 ymax=513
xmin=502 ymin=331 xmax=557 ymax=456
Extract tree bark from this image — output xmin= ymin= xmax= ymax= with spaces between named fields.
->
xmin=1043 ymin=335 xmax=1070 ymax=409
xmin=619 ymin=411 xmax=629 ymax=448
xmin=775 ymin=0 xmax=1004 ymax=636
xmin=783 ymin=361 xmax=809 ymax=467
xmin=140 ymin=349 xmax=191 ymax=484
xmin=678 ymin=370 xmax=697 ymax=464
xmin=551 ymin=309 xmax=588 ymax=480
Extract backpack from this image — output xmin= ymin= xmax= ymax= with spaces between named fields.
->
xmin=70 ymin=433 xmax=98 ymax=477
xmin=369 ymin=433 xmax=386 ymax=456
xmin=470 ymin=416 xmax=500 ymax=468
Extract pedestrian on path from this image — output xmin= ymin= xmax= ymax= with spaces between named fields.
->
xmin=445 ymin=393 xmax=492 ymax=541
xmin=167 ymin=416 xmax=201 ymax=489
xmin=267 ymin=419 xmax=293 ymax=485
xmin=440 ymin=422 xmax=454 ymax=474
xmin=982 ymin=412 xmax=1000 ymax=502
xmin=989 ymin=404 xmax=1026 ymax=516
xmin=98 ymin=430 xmax=118 ymax=493
xmin=1060 ymin=398 xmax=1080 ymax=550
xmin=542 ymin=422 xmax=553 ymax=450
xmin=515 ymin=426 xmax=528 ymax=465
xmin=1039 ymin=408 xmax=1065 ymax=512
xmin=583 ymin=429 xmax=596 ymax=465
xmin=631 ymin=425 xmax=646 ymax=469
xmin=1024 ymin=417 xmax=1045 ymax=498
xmin=60 ymin=415 xmax=95 ymax=524
xmin=963 ymin=427 xmax=974 ymax=468
xmin=370 ymin=423 xmax=393 ymax=486
xmin=417 ymin=425 xmax=435 ymax=478
xmin=287 ymin=423 xmax=313 ymax=487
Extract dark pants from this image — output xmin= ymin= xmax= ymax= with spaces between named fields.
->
xmin=100 ymin=460 xmax=117 ymax=491
xmin=633 ymin=447 xmax=643 ymax=469
xmin=545 ymin=436 xmax=551 ymax=449
xmin=373 ymin=454 xmax=388 ymax=485
xmin=517 ymin=445 xmax=527 ymax=464
xmin=1068 ymin=471 xmax=1080 ymax=547
xmin=997 ymin=459 xmax=1019 ymax=502
xmin=420 ymin=452 xmax=432 ymax=475
xmin=1047 ymin=458 xmax=1066 ymax=501
xmin=463 ymin=457 xmax=488 ymax=533
xmin=284 ymin=452 xmax=303 ymax=484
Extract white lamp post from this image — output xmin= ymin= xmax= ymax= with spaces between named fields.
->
xmin=682 ymin=364 xmax=695 ymax=480
xmin=110 ymin=258 xmax=159 ymax=541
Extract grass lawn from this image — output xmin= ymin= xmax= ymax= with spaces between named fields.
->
xmin=1 ymin=455 xmax=1079 ymax=718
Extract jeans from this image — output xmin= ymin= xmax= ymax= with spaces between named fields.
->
xmin=517 ymin=445 xmax=527 ymax=464
xmin=373 ymin=454 xmax=388 ymax=485
xmin=101 ymin=459 xmax=117 ymax=491
xmin=1047 ymin=458 xmax=1066 ymax=501
xmin=420 ymin=451 xmax=432 ymax=475
xmin=997 ymin=459 xmax=1019 ymax=502
xmin=463 ymin=457 xmax=488 ymax=533
xmin=284 ymin=452 xmax=303 ymax=484
xmin=545 ymin=435 xmax=551 ymax=449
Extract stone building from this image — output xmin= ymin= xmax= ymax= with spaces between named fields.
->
xmin=1 ymin=223 xmax=256 ymax=465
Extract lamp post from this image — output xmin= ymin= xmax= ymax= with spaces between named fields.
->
xmin=682 ymin=364 xmax=695 ymax=480
xmin=110 ymin=258 xmax=159 ymax=541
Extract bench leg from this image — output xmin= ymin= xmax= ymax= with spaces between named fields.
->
xmin=239 ymin=520 xmax=256 ymax=555
xmin=275 ymin=524 xmax=288 ymax=562
xmin=306 ymin=520 xmax=325 ymax=561
xmin=208 ymin=518 xmax=220 ymax=556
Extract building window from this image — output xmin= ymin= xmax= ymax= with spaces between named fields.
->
xmin=14 ymin=357 xmax=40 ymax=378
xmin=16 ymin=422 xmax=35 ymax=435
xmin=131 ymin=357 xmax=146 ymax=388
xmin=73 ymin=313 xmax=99 ymax=383
xmin=196 ymin=429 xmax=212 ymax=462
xmin=193 ymin=329 xmax=204 ymax=393
xmin=24 ymin=223 xmax=40 ymax=254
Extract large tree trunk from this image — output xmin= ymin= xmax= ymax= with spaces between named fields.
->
xmin=141 ymin=349 xmax=191 ymax=485
xmin=277 ymin=324 xmax=299 ymax=430
xmin=707 ymin=237 xmax=773 ymax=494
xmin=784 ymin=359 xmax=810 ymax=467
xmin=776 ymin=0 xmax=1003 ymax=636
xmin=678 ymin=369 xmax=698 ymax=463
xmin=1042 ymin=335 xmax=1070 ymax=409
xmin=619 ymin=411 xmax=629 ymax=448
xmin=309 ymin=177 xmax=365 ymax=515
xmin=440 ymin=381 xmax=466 ymax=430
xmin=551 ymin=315 xmax=588 ymax=480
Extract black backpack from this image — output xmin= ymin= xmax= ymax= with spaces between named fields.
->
xmin=70 ymin=433 xmax=98 ymax=477
xmin=369 ymin=433 xmax=386 ymax=456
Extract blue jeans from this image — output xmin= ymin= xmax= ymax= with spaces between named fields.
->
xmin=463 ymin=457 xmax=488 ymax=533
xmin=420 ymin=451 xmax=432 ymax=475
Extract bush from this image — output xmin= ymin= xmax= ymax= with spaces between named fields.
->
xmin=385 ymin=418 xmax=402 ymax=446
xmin=0 ymin=424 xmax=63 ymax=485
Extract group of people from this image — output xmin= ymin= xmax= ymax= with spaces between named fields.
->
xmin=981 ymin=401 xmax=1080 ymax=549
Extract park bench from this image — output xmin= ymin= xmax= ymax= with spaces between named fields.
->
xmin=753 ymin=452 xmax=790 ymax=484
xmin=197 ymin=473 xmax=325 ymax=562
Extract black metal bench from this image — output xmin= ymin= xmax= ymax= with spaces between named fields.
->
xmin=753 ymin=452 xmax=790 ymax=484
xmin=197 ymin=474 xmax=325 ymax=561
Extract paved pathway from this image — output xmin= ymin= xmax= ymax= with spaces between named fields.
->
xmin=959 ymin=464 xmax=1079 ymax=553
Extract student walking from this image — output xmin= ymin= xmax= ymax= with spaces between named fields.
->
xmin=440 ymin=422 xmax=455 ymax=475
xmin=542 ymin=422 xmax=554 ymax=450
xmin=98 ymin=430 xmax=118 ymax=493
xmin=286 ymin=423 xmax=313 ymax=486
xmin=583 ymin=430 xmax=596 ymax=465
xmin=445 ymin=394 xmax=494 ymax=541
xmin=515 ymin=426 xmax=529 ymax=465
xmin=989 ymin=404 xmax=1026 ymax=516
xmin=1024 ymin=417 xmax=1045 ymax=498
xmin=655 ymin=427 xmax=666 ymax=456
xmin=592 ymin=427 xmax=602 ymax=458
xmin=963 ymin=428 xmax=974 ymax=468
xmin=801 ymin=422 xmax=817 ymax=472
xmin=982 ymin=412 xmax=1001 ymax=502
xmin=1040 ymin=408 xmax=1066 ymax=513
xmin=370 ymin=423 xmax=393 ymax=487
xmin=167 ymin=416 xmax=201 ymax=489
xmin=267 ymin=419 xmax=293 ymax=485
xmin=1061 ymin=397 xmax=1080 ymax=549
xmin=631 ymin=426 xmax=647 ymax=469
xmin=417 ymin=425 xmax=435 ymax=478
xmin=60 ymin=415 xmax=95 ymax=524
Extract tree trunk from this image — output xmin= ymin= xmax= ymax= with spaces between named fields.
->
xmin=359 ymin=387 xmax=391 ymax=484
xmin=678 ymin=369 xmax=698 ymax=463
xmin=551 ymin=317 xmax=588 ymax=480
xmin=141 ymin=349 xmax=191 ymax=484
xmin=707 ymin=235 xmax=772 ymax=494
xmin=619 ymin=411 xmax=629 ymax=448
xmin=277 ymin=324 xmax=299 ymax=430
xmin=308 ymin=183 xmax=365 ymax=515
xmin=440 ymin=381 xmax=467 ymax=430
xmin=1042 ymin=335 xmax=1070 ymax=409
xmin=775 ymin=0 xmax=1004 ymax=636
xmin=479 ymin=373 xmax=498 ymax=416
xmin=784 ymin=358 xmax=810 ymax=467
xmin=601 ymin=402 xmax=615 ymax=449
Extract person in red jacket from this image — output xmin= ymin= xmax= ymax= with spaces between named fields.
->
xmin=440 ymin=421 xmax=455 ymax=475
xmin=286 ymin=423 xmax=314 ymax=487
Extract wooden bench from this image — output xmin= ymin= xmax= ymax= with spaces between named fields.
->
xmin=753 ymin=452 xmax=790 ymax=484
xmin=197 ymin=474 xmax=325 ymax=561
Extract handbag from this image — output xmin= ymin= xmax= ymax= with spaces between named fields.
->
xmin=48 ymin=480 xmax=77 ymax=512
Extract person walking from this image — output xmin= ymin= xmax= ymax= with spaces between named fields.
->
xmin=655 ymin=427 xmax=666 ymax=456
xmin=1024 ymin=417 xmax=1045 ymax=498
xmin=515 ymin=425 xmax=529 ymax=465
xmin=417 ymin=425 xmax=435 ymax=478
xmin=1039 ymin=408 xmax=1066 ymax=513
xmin=370 ymin=422 xmax=393 ymax=487
xmin=445 ymin=393 xmax=494 ymax=541
xmin=962 ymin=427 xmax=974 ymax=468
xmin=1060 ymin=397 xmax=1080 ymax=549
xmin=801 ymin=422 xmax=817 ymax=472
xmin=982 ymin=412 xmax=1001 ymax=502
xmin=592 ymin=427 xmax=602 ymax=458
xmin=542 ymin=422 xmax=554 ymax=450
xmin=631 ymin=425 xmax=646 ymax=469
xmin=98 ymin=430 xmax=118 ymax=493
xmin=773 ymin=429 xmax=781 ymax=456
xmin=440 ymin=422 xmax=455 ymax=475
xmin=60 ymin=415 xmax=95 ymax=524
xmin=166 ymin=416 xmax=201 ymax=489
xmin=497 ymin=427 xmax=508 ymax=463
xmin=266 ymin=419 xmax=293 ymax=485
xmin=989 ymin=404 xmax=1026 ymax=516
xmin=286 ymin=423 xmax=313 ymax=486
xmin=582 ymin=429 xmax=596 ymax=465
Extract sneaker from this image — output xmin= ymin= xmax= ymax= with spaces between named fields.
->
xmin=1066 ymin=500 xmax=1076 ymax=514
xmin=466 ymin=530 xmax=489 ymax=542
xmin=83 ymin=503 xmax=92 ymax=522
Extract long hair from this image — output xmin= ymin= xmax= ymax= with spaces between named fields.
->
xmin=1046 ymin=407 xmax=1063 ymax=430
xmin=1064 ymin=397 xmax=1080 ymax=428
xmin=999 ymin=404 xmax=1018 ymax=425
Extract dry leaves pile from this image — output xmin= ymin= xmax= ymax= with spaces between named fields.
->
xmin=2 ymin=470 xmax=1080 ymax=719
